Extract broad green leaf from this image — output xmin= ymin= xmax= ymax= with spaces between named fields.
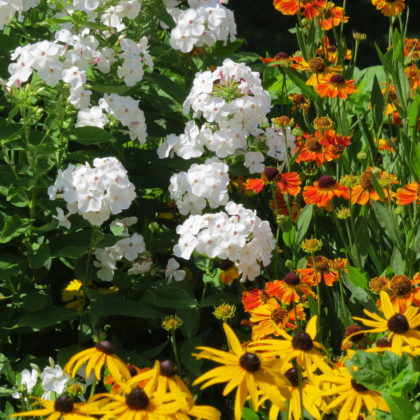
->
xmin=295 ymin=205 xmax=313 ymax=245
xmin=14 ymin=306 xmax=76 ymax=329
xmin=203 ymin=269 xmax=222 ymax=287
xmin=284 ymin=68 xmax=318 ymax=102
xmin=145 ymin=287 xmax=197 ymax=309
xmin=371 ymin=201 xmax=400 ymax=247
xmin=22 ymin=291 xmax=48 ymax=312
xmin=346 ymin=265 xmax=368 ymax=288
xmin=0 ymin=214 xmax=32 ymax=243
xmin=194 ymin=255 xmax=213 ymax=273
xmin=69 ymin=127 xmax=116 ymax=145
xmin=101 ymin=296 xmax=163 ymax=319
xmin=84 ymin=288 xmax=104 ymax=329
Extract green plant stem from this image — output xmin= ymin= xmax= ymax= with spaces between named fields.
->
xmin=311 ymin=253 xmax=321 ymax=332
xmin=171 ymin=330 xmax=181 ymax=372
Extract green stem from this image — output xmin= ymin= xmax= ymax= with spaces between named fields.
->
xmin=171 ymin=330 xmax=181 ymax=372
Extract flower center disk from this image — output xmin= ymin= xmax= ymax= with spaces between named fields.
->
xmin=126 ymin=388 xmax=150 ymax=410
xmin=292 ymin=332 xmax=313 ymax=351
xmin=239 ymin=352 xmax=261 ymax=372
xmin=95 ymin=340 xmax=115 ymax=355
xmin=387 ymin=314 xmax=409 ymax=333
xmin=54 ymin=396 xmax=74 ymax=413
xmin=318 ymin=175 xmax=336 ymax=189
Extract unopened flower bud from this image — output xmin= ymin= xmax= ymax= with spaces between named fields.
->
xmin=357 ymin=151 xmax=367 ymax=160
xmin=301 ymin=238 xmax=322 ymax=253
xmin=353 ymin=32 xmax=367 ymax=41
xmin=213 ymin=303 xmax=236 ymax=321
xmin=161 ymin=315 xmax=183 ymax=331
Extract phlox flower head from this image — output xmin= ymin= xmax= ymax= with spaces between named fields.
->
xmin=48 ymin=157 xmax=136 ymax=227
xmin=173 ymin=202 xmax=276 ymax=282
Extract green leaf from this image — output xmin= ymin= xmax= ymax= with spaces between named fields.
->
xmin=242 ymin=408 xmax=260 ymax=420
xmin=346 ymin=265 xmax=368 ymax=288
xmin=14 ymin=306 xmax=76 ymax=329
xmin=284 ymin=68 xmax=318 ymax=102
xmin=84 ymin=288 xmax=104 ymax=329
xmin=50 ymin=231 xmax=92 ymax=259
xmin=0 ymin=214 xmax=32 ymax=243
xmin=22 ymin=291 xmax=48 ymax=312
xmin=178 ymin=307 xmax=200 ymax=339
xmin=101 ymin=296 xmax=163 ymax=319
xmin=179 ymin=337 xmax=203 ymax=376
xmin=194 ymin=255 xmax=213 ymax=273
xmin=145 ymin=287 xmax=197 ymax=309
xmin=27 ymin=243 xmax=51 ymax=269
xmin=69 ymin=127 xmax=116 ymax=145
xmin=371 ymin=201 xmax=400 ymax=247
xmin=295 ymin=205 xmax=313 ymax=245
xmin=203 ymin=269 xmax=222 ymax=287
xmin=371 ymin=75 xmax=384 ymax=129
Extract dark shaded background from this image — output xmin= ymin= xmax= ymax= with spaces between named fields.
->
xmin=229 ymin=0 xmax=420 ymax=67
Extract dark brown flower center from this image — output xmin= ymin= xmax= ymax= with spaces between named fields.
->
xmin=387 ymin=314 xmax=409 ymax=333
xmin=292 ymin=332 xmax=313 ymax=351
xmin=314 ymin=256 xmax=330 ymax=273
xmin=376 ymin=337 xmax=392 ymax=348
xmin=126 ymin=388 xmax=149 ymax=410
xmin=283 ymin=273 xmax=300 ymax=286
xmin=284 ymin=367 xmax=299 ymax=387
xmin=292 ymin=93 xmax=306 ymax=104
xmin=219 ymin=259 xmax=234 ymax=270
xmin=330 ymin=74 xmax=345 ymax=85
xmin=318 ymin=175 xmax=336 ymax=189
xmin=160 ymin=360 xmax=178 ymax=377
xmin=263 ymin=167 xmax=280 ymax=181
xmin=309 ymin=57 xmax=327 ymax=73
xmin=390 ymin=275 xmax=412 ymax=297
xmin=345 ymin=324 xmax=364 ymax=342
xmin=351 ymin=379 xmax=368 ymax=392
xmin=95 ymin=340 xmax=115 ymax=355
xmin=54 ymin=396 xmax=74 ymax=413
xmin=330 ymin=144 xmax=345 ymax=155
xmin=275 ymin=52 xmax=289 ymax=60
xmin=305 ymin=137 xmax=322 ymax=152
xmin=239 ymin=353 xmax=261 ymax=372
xmin=271 ymin=307 xmax=288 ymax=324
xmin=360 ymin=171 xmax=374 ymax=191
xmin=328 ymin=46 xmax=337 ymax=53
xmin=128 ymin=364 xmax=138 ymax=377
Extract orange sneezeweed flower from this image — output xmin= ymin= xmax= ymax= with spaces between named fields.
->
xmin=385 ymin=273 xmax=420 ymax=313
xmin=297 ymin=256 xmax=339 ymax=286
xmin=289 ymin=93 xmax=311 ymax=114
xmin=273 ymin=0 xmax=327 ymax=19
xmin=249 ymin=300 xmax=304 ymax=338
xmin=396 ymin=182 xmax=420 ymax=205
xmin=375 ymin=138 xmax=395 ymax=153
xmin=245 ymin=167 xmax=301 ymax=196
xmin=315 ymin=73 xmax=357 ymax=98
xmin=316 ymin=37 xmax=352 ymax=64
xmin=404 ymin=38 xmax=420 ymax=60
xmin=351 ymin=168 xmax=398 ymax=205
xmin=303 ymin=175 xmax=349 ymax=209
xmin=371 ymin=0 xmax=406 ymax=17
xmin=291 ymin=56 xmax=341 ymax=87
xmin=405 ymin=64 xmax=420 ymax=92
xmin=318 ymin=2 xmax=348 ymax=31
xmin=269 ymin=189 xmax=300 ymax=220
xmin=296 ymin=130 xmax=350 ymax=167
xmin=266 ymin=273 xmax=315 ymax=305
xmin=242 ymin=289 xmax=272 ymax=312
xmin=260 ymin=51 xmax=292 ymax=67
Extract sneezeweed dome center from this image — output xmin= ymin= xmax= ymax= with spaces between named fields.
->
xmin=283 ymin=272 xmax=300 ymax=285
xmin=318 ymin=175 xmax=336 ymax=188
xmin=239 ymin=352 xmax=261 ymax=372
xmin=95 ymin=340 xmax=115 ymax=355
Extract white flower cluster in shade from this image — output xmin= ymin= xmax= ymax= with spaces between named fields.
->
xmin=174 ymin=202 xmax=276 ymax=282
xmin=158 ymin=59 xmax=271 ymax=163
xmin=168 ymin=0 xmax=236 ymax=53
xmin=48 ymin=157 xmax=136 ymax=227
xmin=117 ymin=37 xmax=153 ymax=86
xmin=0 ymin=0 xmax=39 ymax=31
xmin=169 ymin=158 xmax=230 ymax=215
xmin=93 ymin=217 xmax=148 ymax=281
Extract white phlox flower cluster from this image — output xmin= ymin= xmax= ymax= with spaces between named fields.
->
xmin=168 ymin=0 xmax=236 ymax=53
xmin=0 ymin=0 xmax=39 ymax=31
xmin=100 ymin=0 xmax=142 ymax=32
xmin=7 ymin=30 xmax=116 ymax=90
xmin=264 ymin=125 xmax=297 ymax=162
xmin=158 ymin=59 xmax=271 ymax=161
xmin=40 ymin=364 xmax=69 ymax=400
xmin=99 ymin=93 xmax=147 ymax=143
xmin=94 ymin=234 xmax=147 ymax=281
xmin=117 ymin=36 xmax=153 ymax=86
xmin=169 ymin=158 xmax=230 ymax=215
xmin=12 ymin=365 xmax=39 ymax=399
xmin=173 ymin=202 xmax=276 ymax=282
xmin=48 ymin=157 xmax=136 ymax=227
xmin=165 ymin=258 xmax=186 ymax=283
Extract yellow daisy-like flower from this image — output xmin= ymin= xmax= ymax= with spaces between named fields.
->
xmin=10 ymin=395 xmax=104 ymax=419
xmin=260 ymin=365 xmax=325 ymax=420
xmin=248 ymin=316 xmax=331 ymax=379
xmin=124 ymin=360 xmax=221 ymax=420
xmin=343 ymin=291 xmax=420 ymax=353
xmin=64 ymin=340 xmax=130 ymax=382
xmin=319 ymin=366 xmax=390 ymax=420
xmin=193 ymin=323 xmax=291 ymax=420
xmin=93 ymin=361 xmax=191 ymax=420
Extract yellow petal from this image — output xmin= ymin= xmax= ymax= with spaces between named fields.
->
xmin=306 ymin=315 xmax=318 ymax=340
xmin=223 ymin=323 xmax=243 ymax=356
xmin=380 ymin=291 xmax=395 ymax=319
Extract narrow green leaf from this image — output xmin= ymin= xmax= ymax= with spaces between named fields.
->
xmin=295 ymin=205 xmax=313 ymax=245
xmin=69 ymin=127 xmax=116 ymax=145
xmin=371 ymin=75 xmax=384 ymax=129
